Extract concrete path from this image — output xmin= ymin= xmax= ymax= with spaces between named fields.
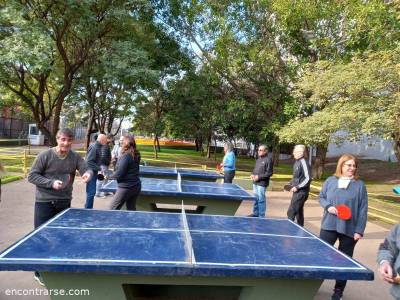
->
xmin=0 ymin=179 xmax=395 ymax=299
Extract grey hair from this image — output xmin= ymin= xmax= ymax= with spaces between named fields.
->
xmin=56 ymin=128 xmax=74 ymax=139
xmin=294 ymin=144 xmax=306 ymax=153
xmin=259 ymin=144 xmax=267 ymax=151
xmin=224 ymin=142 xmax=233 ymax=152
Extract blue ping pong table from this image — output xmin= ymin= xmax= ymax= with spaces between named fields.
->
xmin=101 ymin=177 xmax=255 ymax=215
xmin=140 ymin=166 xmax=223 ymax=182
xmin=0 ymin=208 xmax=373 ymax=300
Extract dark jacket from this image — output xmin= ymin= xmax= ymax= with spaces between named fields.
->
xmin=252 ymin=155 xmax=273 ymax=187
xmin=99 ymin=143 xmax=112 ymax=166
xmin=86 ymin=141 xmax=102 ymax=172
xmin=110 ymin=152 xmax=141 ymax=189
xmin=290 ymin=157 xmax=311 ymax=190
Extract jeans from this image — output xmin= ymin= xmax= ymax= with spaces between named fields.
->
xmin=85 ymin=172 xmax=98 ymax=209
xmin=34 ymin=201 xmax=71 ymax=228
xmin=224 ymin=170 xmax=235 ymax=183
xmin=252 ymin=184 xmax=267 ymax=217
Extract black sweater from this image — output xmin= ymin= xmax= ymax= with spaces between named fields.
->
xmin=110 ymin=153 xmax=141 ymax=189
xmin=252 ymin=155 xmax=274 ymax=187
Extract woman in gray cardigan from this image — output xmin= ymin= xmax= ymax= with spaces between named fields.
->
xmin=319 ymin=154 xmax=368 ymax=300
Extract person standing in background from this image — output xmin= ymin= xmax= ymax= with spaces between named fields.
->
xmin=249 ymin=145 xmax=273 ymax=218
xmin=85 ymin=134 xmax=107 ymax=208
xmin=221 ymin=142 xmax=236 ymax=183
xmin=111 ymin=135 xmax=124 ymax=169
xmin=286 ymin=145 xmax=311 ymax=226
xmin=95 ymin=134 xmax=113 ymax=197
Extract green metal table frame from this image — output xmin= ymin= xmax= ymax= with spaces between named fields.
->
xmin=41 ymin=272 xmax=323 ymax=300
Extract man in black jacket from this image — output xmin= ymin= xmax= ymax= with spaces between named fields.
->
xmin=286 ymin=144 xmax=311 ymax=226
xmin=95 ymin=134 xmax=113 ymax=197
xmin=85 ymin=134 xmax=107 ymax=208
xmin=249 ymin=145 xmax=273 ymax=217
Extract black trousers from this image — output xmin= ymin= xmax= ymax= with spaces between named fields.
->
xmin=224 ymin=170 xmax=235 ymax=183
xmin=287 ymin=189 xmax=309 ymax=226
xmin=110 ymin=184 xmax=141 ymax=210
xmin=320 ymin=229 xmax=357 ymax=293
xmin=34 ymin=201 xmax=71 ymax=228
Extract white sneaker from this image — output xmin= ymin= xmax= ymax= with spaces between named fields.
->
xmin=33 ymin=272 xmax=45 ymax=286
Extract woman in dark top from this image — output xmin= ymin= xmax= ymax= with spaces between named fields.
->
xmin=108 ymin=135 xmax=141 ymax=210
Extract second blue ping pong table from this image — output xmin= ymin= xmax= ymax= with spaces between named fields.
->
xmin=101 ymin=177 xmax=255 ymax=215
xmin=139 ymin=166 xmax=223 ymax=182
xmin=0 ymin=208 xmax=374 ymax=300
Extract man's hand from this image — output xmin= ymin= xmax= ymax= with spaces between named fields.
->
xmin=52 ymin=180 xmax=63 ymax=190
xmin=379 ymin=261 xmax=395 ymax=284
xmin=81 ymin=171 xmax=92 ymax=183
xmin=250 ymin=175 xmax=259 ymax=182
xmin=290 ymin=186 xmax=298 ymax=193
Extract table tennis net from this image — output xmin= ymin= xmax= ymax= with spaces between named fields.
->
xmin=181 ymin=201 xmax=195 ymax=264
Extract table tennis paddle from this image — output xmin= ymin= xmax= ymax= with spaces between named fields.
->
xmin=97 ymin=173 xmax=105 ymax=181
xmin=393 ymin=186 xmax=400 ymax=195
xmin=216 ymin=164 xmax=222 ymax=172
xmin=283 ymin=184 xmax=292 ymax=191
xmin=336 ymin=204 xmax=351 ymax=220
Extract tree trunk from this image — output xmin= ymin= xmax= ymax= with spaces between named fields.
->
xmin=392 ymin=132 xmax=400 ymax=162
xmin=156 ymin=136 xmax=161 ymax=152
xmin=206 ymin=134 xmax=211 ymax=159
xmin=85 ymin=109 xmax=96 ymax=150
xmin=312 ymin=145 xmax=328 ymax=179
xmin=195 ymin=138 xmax=200 ymax=152
xmin=272 ymin=144 xmax=280 ymax=167
xmin=214 ymin=139 xmax=217 ymax=161
xmin=153 ymin=135 xmax=158 ymax=159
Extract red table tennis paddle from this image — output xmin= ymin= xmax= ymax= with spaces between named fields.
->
xmin=336 ymin=204 xmax=351 ymax=220
xmin=216 ymin=164 xmax=222 ymax=172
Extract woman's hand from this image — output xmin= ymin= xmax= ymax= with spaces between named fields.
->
xmin=327 ymin=206 xmax=338 ymax=215
xmin=354 ymin=233 xmax=362 ymax=241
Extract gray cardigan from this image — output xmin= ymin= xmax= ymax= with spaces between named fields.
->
xmin=319 ymin=176 xmax=368 ymax=238
xmin=377 ymin=224 xmax=400 ymax=299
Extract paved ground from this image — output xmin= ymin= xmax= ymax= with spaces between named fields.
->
xmin=0 ymin=178 xmax=395 ymax=299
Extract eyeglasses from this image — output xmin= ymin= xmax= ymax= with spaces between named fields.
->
xmin=343 ymin=163 xmax=357 ymax=168
xmin=258 ymin=149 xmax=265 ymax=152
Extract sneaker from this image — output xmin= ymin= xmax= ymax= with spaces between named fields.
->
xmin=247 ymin=214 xmax=258 ymax=217
xmin=33 ymin=272 xmax=45 ymax=286
xmin=331 ymin=289 xmax=343 ymax=300
xmin=95 ymin=193 xmax=106 ymax=198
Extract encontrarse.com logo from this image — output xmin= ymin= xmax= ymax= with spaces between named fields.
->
xmin=4 ymin=288 xmax=90 ymax=297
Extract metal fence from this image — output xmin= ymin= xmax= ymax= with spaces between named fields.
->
xmin=0 ymin=117 xmax=30 ymax=139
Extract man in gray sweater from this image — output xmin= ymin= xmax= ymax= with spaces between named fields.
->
xmin=377 ymin=224 xmax=400 ymax=299
xmin=28 ymin=128 xmax=92 ymax=284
